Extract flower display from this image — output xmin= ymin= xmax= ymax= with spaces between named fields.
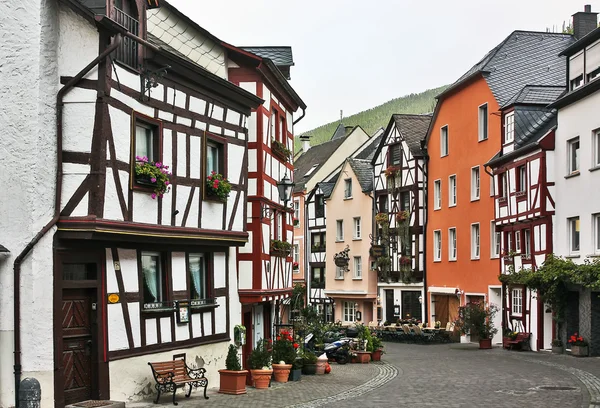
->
xmin=293 ymin=261 xmax=299 ymax=269
xmin=568 ymin=332 xmax=587 ymax=346
xmin=399 ymin=256 xmax=411 ymax=266
xmin=272 ymin=330 xmax=299 ymax=364
xmin=375 ymin=212 xmax=388 ymax=225
xmin=206 ymin=171 xmax=231 ymax=202
xmin=135 ymin=156 xmax=171 ymax=199
xmin=396 ymin=210 xmax=410 ymax=223
xmin=384 ymin=165 xmax=400 ymax=177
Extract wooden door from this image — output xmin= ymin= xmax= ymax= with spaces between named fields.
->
xmin=435 ymin=295 xmax=449 ymax=326
xmin=385 ymin=289 xmax=394 ymax=323
xmin=62 ymin=288 xmax=96 ymax=405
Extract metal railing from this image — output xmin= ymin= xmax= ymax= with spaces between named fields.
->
xmin=114 ymin=7 xmax=139 ymax=68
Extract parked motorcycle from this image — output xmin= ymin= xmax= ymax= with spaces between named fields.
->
xmin=305 ymin=332 xmax=353 ymax=364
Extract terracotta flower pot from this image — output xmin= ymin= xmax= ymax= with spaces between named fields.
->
xmin=371 ymin=349 xmax=383 ymax=361
xmin=218 ymin=369 xmax=248 ymax=395
xmin=250 ymin=368 xmax=273 ymax=389
xmin=272 ymin=363 xmax=292 ymax=383
xmin=479 ymin=338 xmax=492 ymax=349
xmin=355 ymin=351 xmax=371 ymax=363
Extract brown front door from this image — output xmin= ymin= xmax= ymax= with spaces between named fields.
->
xmin=61 ymin=288 xmax=96 ymax=405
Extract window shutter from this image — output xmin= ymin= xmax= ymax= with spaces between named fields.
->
xmin=570 ymin=51 xmax=584 ymax=80
xmin=586 ymin=41 xmax=600 ymax=75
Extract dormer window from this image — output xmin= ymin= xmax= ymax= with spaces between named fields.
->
xmin=569 ymin=50 xmax=584 ymax=91
xmin=504 ymin=112 xmax=515 ymax=144
xmin=304 ymin=164 xmax=318 ymax=177
xmin=114 ymin=0 xmax=139 ymax=68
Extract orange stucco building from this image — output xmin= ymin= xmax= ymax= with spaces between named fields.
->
xmin=425 ymin=76 xmax=501 ymax=334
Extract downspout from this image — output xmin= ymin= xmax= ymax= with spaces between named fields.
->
xmin=422 ymin=154 xmax=429 ymax=325
xmin=293 ymin=107 xmax=306 ymax=126
xmin=13 ymin=34 xmax=122 ymax=408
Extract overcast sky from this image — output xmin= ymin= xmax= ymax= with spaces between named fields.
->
xmin=169 ymin=0 xmax=598 ymax=134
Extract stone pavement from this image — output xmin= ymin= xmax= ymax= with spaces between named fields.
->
xmin=128 ymin=342 xmax=600 ymax=408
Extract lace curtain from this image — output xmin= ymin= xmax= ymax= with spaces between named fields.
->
xmin=142 ymin=254 xmax=159 ymax=303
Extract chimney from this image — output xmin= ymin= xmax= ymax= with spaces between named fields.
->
xmin=299 ymin=135 xmax=311 ymax=152
xmin=573 ymin=5 xmax=598 ymax=39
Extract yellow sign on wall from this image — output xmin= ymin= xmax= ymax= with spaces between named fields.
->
xmin=108 ymin=293 xmax=120 ymax=304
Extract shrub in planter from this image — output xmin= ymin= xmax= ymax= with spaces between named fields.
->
xmin=272 ymin=329 xmax=299 ymax=383
xmin=301 ymin=350 xmax=317 ymax=375
xmin=248 ymin=339 xmax=273 ymax=389
xmin=219 ymin=344 xmax=248 ymax=395
xmin=454 ymin=302 xmax=498 ymax=349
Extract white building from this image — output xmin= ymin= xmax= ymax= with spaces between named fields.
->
xmin=552 ymin=10 xmax=600 ymax=355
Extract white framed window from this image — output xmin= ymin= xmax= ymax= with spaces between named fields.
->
xmin=353 ymin=257 xmax=362 ymax=279
xmin=512 ymin=288 xmax=523 ymax=315
xmin=449 ymin=228 xmax=457 ymax=261
xmin=293 ymin=243 xmax=300 ymax=263
xmin=507 ymin=233 xmax=513 ymax=255
xmin=440 ymin=125 xmax=449 ymax=157
xmin=500 ymin=173 xmax=508 ymax=198
xmin=504 ymin=112 xmax=515 ymax=143
xmin=141 ymin=251 xmax=166 ymax=307
xmin=471 ymin=166 xmax=480 ymax=201
xmin=568 ymin=137 xmax=580 ymax=175
xmin=569 ymin=217 xmax=580 ymax=254
xmin=433 ymin=230 xmax=442 ymax=261
xmin=524 ymin=229 xmax=531 ymax=256
xmin=353 ymin=217 xmax=361 ymax=239
xmin=294 ymin=200 xmax=300 ymax=222
xmin=491 ymin=222 xmax=500 ymax=258
xmin=344 ymin=179 xmax=352 ymax=198
xmin=449 ymin=175 xmax=457 ymax=206
xmin=594 ymin=213 xmax=600 ymax=254
xmin=343 ymin=301 xmax=356 ymax=322
xmin=517 ymin=165 xmax=527 ymax=192
xmin=188 ymin=253 xmax=208 ymax=301
xmin=515 ymin=231 xmax=521 ymax=253
xmin=571 ymin=74 xmax=584 ymax=90
xmin=336 ymin=220 xmax=344 ymax=241
xmin=594 ymin=130 xmax=600 ymax=168
xmin=478 ymin=103 xmax=488 ymax=141
xmin=434 ymin=179 xmax=442 ymax=210
xmin=471 ymin=223 xmax=480 ymax=260
xmin=336 ymin=266 xmax=344 ymax=280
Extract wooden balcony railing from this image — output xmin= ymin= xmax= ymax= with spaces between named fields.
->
xmin=114 ymin=7 xmax=139 ymax=68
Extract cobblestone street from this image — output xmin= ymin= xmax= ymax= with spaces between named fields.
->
xmin=128 ymin=342 xmax=600 ymax=408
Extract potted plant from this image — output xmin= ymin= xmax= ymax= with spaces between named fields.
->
xmin=568 ymin=333 xmax=588 ymax=356
xmin=293 ymin=261 xmax=299 ymax=270
xmin=270 ymin=239 xmax=292 ymax=257
xmin=502 ymin=328 xmax=517 ymax=349
xmin=134 ymin=156 xmax=171 ymax=199
xmin=301 ymin=350 xmax=317 ymax=375
xmin=375 ymin=212 xmax=388 ymax=225
xmin=434 ymin=321 xmax=441 ymax=329
xmin=218 ymin=344 xmax=248 ymax=395
xmin=272 ymin=138 xmax=292 ymax=161
xmin=289 ymin=357 xmax=303 ymax=381
xmin=271 ymin=329 xmax=298 ymax=383
xmin=248 ymin=339 xmax=272 ymax=389
xmin=293 ymin=218 xmax=300 ymax=227
xmin=454 ymin=302 xmax=498 ymax=349
xmin=551 ymin=338 xmax=564 ymax=354
xmin=396 ymin=210 xmax=410 ymax=224
xmin=333 ymin=245 xmax=350 ymax=267
xmin=370 ymin=334 xmax=384 ymax=361
xmin=205 ymin=171 xmax=231 ymax=202
xmin=384 ymin=165 xmax=400 ymax=178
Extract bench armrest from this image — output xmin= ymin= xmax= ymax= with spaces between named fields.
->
xmin=186 ymin=365 xmax=207 ymax=380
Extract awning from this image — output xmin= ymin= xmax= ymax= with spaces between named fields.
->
xmin=428 ymin=286 xmax=458 ymax=295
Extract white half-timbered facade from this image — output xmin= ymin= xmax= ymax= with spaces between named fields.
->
xmin=486 ymin=86 xmax=562 ymax=351
xmin=372 ymin=115 xmax=430 ymax=324
xmin=1 ymin=1 xmax=263 ymax=406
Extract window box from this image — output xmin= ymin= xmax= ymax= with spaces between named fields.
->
xmin=272 ymin=139 xmax=291 ymax=162
xmin=205 ymin=172 xmax=231 ymax=202
xmin=503 ymin=255 xmax=514 ymax=263
xmin=522 ymin=253 xmax=532 ymax=261
xmin=311 ymin=245 xmax=326 ymax=253
xmin=516 ymin=190 xmax=527 ymax=200
xmin=270 ymin=239 xmax=292 ymax=257
xmin=499 ymin=197 xmax=508 ymax=206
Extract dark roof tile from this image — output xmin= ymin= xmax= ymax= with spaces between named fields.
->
xmin=347 ymin=158 xmax=374 ymax=193
xmin=392 ymin=114 xmax=432 ymax=156
xmin=240 ymin=46 xmax=294 ymax=67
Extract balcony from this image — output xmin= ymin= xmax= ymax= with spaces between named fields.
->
xmin=114 ymin=7 xmax=139 ymax=68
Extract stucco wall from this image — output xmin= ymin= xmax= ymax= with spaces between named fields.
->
xmin=555 ymin=91 xmax=600 ymax=259
xmin=0 ymin=0 xmax=61 ymax=406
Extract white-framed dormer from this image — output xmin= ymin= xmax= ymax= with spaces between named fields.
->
xmin=570 ymin=50 xmax=585 ymax=91
xmin=471 ymin=223 xmax=480 ymax=260
xmin=478 ymin=103 xmax=488 ymax=142
xmin=440 ymin=125 xmax=449 ymax=157
xmin=434 ymin=179 xmax=442 ymax=210
xmin=448 ymin=227 xmax=457 ymax=261
xmin=433 ymin=229 xmax=442 ymax=262
xmin=504 ymin=112 xmax=515 ymax=144
xmin=448 ymin=174 xmax=457 ymax=207
xmin=471 ymin=165 xmax=480 ymax=201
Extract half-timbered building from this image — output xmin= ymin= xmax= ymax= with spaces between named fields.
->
xmin=372 ymin=115 xmax=430 ymax=324
xmin=486 ymin=86 xmax=563 ymax=351
xmin=1 ymin=1 xmax=264 ymax=406
xmin=225 ymin=45 xmax=307 ymax=356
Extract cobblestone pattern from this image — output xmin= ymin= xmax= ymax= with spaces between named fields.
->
xmin=520 ymin=356 xmax=600 ymax=407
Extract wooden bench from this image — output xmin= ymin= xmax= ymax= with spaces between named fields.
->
xmin=505 ymin=332 xmax=530 ymax=351
xmin=148 ymin=358 xmax=209 ymax=405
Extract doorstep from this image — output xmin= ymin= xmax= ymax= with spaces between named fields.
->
xmin=66 ymin=401 xmax=125 ymax=408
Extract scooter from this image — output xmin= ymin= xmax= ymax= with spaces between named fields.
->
xmin=305 ymin=332 xmax=352 ymax=364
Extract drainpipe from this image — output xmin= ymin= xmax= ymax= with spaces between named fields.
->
xmin=293 ymin=107 xmax=306 ymax=126
xmin=422 ymin=154 xmax=429 ymax=325
xmin=13 ymin=34 xmax=122 ymax=408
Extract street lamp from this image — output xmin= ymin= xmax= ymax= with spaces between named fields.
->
xmin=276 ymin=172 xmax=294 ymax=208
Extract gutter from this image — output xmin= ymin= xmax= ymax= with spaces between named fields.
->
xmin=12 ymin=34 xmax=122 ymax=408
